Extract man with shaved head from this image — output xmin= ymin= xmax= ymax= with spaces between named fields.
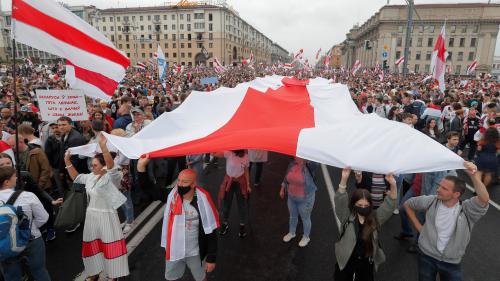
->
xmin=159 ymin=167 xmax=219 ymax=281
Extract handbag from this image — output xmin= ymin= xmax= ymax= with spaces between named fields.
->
xmin=54 ymin=183 xmax=87 ymax=230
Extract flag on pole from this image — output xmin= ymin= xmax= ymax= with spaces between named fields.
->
xmin=430 ymin=23 xmax=448 ymax=93
xmin=351 ymin=60 xmax=361 ymax=76
xmin=375 ymin=61 xmax=380 ymax=74
xmin=242 ymin=51 xmax=254 ymax=65
xmin=157 ymin=44 xmax=167 ymax=80
xmin=395 ymin=56 xmax=405 ymax=66
xmin=315 ymin=48 xmax=322 ymax=60
xmin=213 ymin=57 xmax=226 ymax=74
xmin=134 ymin=62 xmax=146 ymax=70
xmin=378 ymin=70 xmax=384 ymax=82
xmin=323 ymin=50 xmax=331 ymax=67
xmin=294 ymin=49 xmax=304 ymax=61
xmin=24 ymin=56 xmax=33 ymax=67
xmin=12 ymin=0 xmax=129 ymax=101
xmin=466 ymin=59 xmax=477 ymax=75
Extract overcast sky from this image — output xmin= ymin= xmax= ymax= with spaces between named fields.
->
xmin=3 ymin=0 xmax=499 ymax=61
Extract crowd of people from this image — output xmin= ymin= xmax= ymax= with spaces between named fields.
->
xmin=0 ymin=60 xmax=498 ymax=281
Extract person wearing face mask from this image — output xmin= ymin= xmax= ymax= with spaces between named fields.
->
xmin=64 ymin=136 xmax=129 ymax=281
xmin=161 ymin=168 xmax=219 ymax=281
xmin=334 ymin=168 xmax=397 ymax=281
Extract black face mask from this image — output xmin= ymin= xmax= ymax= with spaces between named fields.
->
xmin=177 ymin=185 xmax=192 ymax=196
xmin=354 ymin=205 xmax=371 ymax=217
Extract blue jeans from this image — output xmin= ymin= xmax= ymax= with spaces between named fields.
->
xmin=287 ymin=194 xmax=315 ymax=237
xmin=0 ymin=237 xmax=51 ymax=281
xmin=418 ymin=251 xmax=463 ymax=281
xmin=121 ymin=190 xmax=134 ymax=224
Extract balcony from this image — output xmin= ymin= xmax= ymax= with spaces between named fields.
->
xmin=123 ymin=20 xmax=131 ymax=26
xmin=153 ymin=18 xmax=161 ymax=24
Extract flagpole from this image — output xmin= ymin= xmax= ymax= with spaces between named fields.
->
xmin=11 ymin=38 xmax=21 ymax=188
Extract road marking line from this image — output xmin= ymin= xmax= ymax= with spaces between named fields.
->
xmin=321 ymin=164 xmax=341 ymax=231
xmin=124 ymin=200 xmax=161 ymax=240
xmin=465 ymin=184 xmax=500 ymax=211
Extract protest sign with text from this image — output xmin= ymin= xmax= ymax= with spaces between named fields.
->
xmin=36 ymin=90 xmax=89 ymax=121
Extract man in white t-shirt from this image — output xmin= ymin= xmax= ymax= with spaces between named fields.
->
xmin=404 ymin=161 xmax=489 ymax=281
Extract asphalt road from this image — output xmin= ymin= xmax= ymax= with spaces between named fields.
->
xmin=46 ymin=153 xmax=500 ymax=281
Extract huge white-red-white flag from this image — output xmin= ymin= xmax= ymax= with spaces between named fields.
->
xmin=102 ymin=76 xmax=464 ymax=174
xmin=466 ymin=59 xmax=477 ymax=75
xmin=430 ymin=23 xmax=448 ymax=93
xmin=351 ymin=60 xmax=361 ymax=76
xmin=12 ymin=0 xmax=129 ymax=101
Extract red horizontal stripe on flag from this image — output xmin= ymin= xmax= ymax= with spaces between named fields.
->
xmin=67 ymin=61 xmax=118 ymax=96
xmin=13 ymin=0 xmax=129 ymax=69
xmin=82 ymin=239 xmax=127 ymax=259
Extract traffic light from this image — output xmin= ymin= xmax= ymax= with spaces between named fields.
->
xmin=383 ymin=60 xmax=388 ymax=69
xmin=364 ymin=40 xmax=372 ymax=50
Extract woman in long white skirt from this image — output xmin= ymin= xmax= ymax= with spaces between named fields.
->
xmin=64 ymin=136 xmax=129 ymax=281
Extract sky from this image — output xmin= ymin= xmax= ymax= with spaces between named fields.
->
xmin=2 ymin=0 xmax=500 ymax=61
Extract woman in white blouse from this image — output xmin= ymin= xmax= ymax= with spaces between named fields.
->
xmin=64 ymin=136 xmax=128 ymax=281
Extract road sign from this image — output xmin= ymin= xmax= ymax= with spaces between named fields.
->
xmin=382 ymin=51 xmax=388 ymax=58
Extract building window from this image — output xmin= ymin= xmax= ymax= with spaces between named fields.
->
xmin=103 ymin=26 xmax=106 ymax=32
xmin=188 ymin=43 xmax=191 ymax=48
xmin=156 ymin=34 xmax=160 ymax=41
xmin=142 ymin=53 xmax=146 ymax=58
xmin=455 ymin=65 xmax=461 ymax=74
xmin=209 ymin=33 xmax=213 ymax=40
xmin=141 ymin=25 xmax=144 ymax=31
xmin=163 ymin=15 xmax=167 ymax=20
xmin=148 ymin=34 xmax=152 ymax=39
xmin=209 ymin=42 xmax=213 ymax=48
xmin=426 ymin=51 xmax=431 ymax=60
xmin=127 ymin=53 xmax=130 ymax=57
xmin=180 ymin=24 xmax=184 ymax=30
xmin=461 ymin=25 xmax=467 ymax=33
xmin=140 ymin=16 xmax=143 ymax=21
xmin=429 ymin=26 xmax=435 ymax=33
xmin=396 ymin=37 xmax=402 ymax=47
xmin=181 ymin=53 xmax=185 ymax=58
xmin=448 ymin=52 xmax=452 ymax=60
xmin=187 ymin=14 xmax=191 ymax=22
xmin=165 ymin=53 xmax=169 ymax=58
xmin=417 ymin=38 xmax=423 ymax=47
xmin=398 ymin=25 xmax=403 ymax=33
xmin=173 ymin=43 xmax=176 ymax=48
xmin=180 ymin=14 xmax=184 ymax=20
xmin=118 ymin=26 xmax=121 ymax=31
xmin=468 ymin=52 xmax=474 ymax=61
xmin=194 ymin=23 xmax=205 ymax=29
xmin=396 ymin=51 xmax=401 ymax=59
xmin=416 ymin=51 xmax=421 ymax=60
xmin=425 ymin=64 xmax=430 ymax=72
xmin=427 ymin=38 xmax=433 ymax=47
xmin=179 ymin=34 xmax=184 ymax=40
xmin=188 ymin=34 xmax=192 ymax=40
xmin=194 ymin=13 xmax=204 ymax=19
xmin=414 ymin=64 xmax=420 ymax=73
xmin=197 ymin=43 xmax=203 ymax=48
xmin=459 ymin=38 xmax=465 ymax=47
xmin=470 ymin=38 xmax=477 ymax=47
xmin=449 ymin=37 xmax=454 ymax=47
xmin=147 ymin=15 xmax=151 ymax=20
xmin=117 ymin=16 xmax=121 ymax=22
xmin=141 ymin=43 xmax=145 ymax=48
xmin=111 ymin=35 xmax=115 ymax=41
xmin=125 ymin=35 xmax=129 ymax=41
xmin=173 ymin=34 xmax=176 ymax=41
xmin=118 ymin=35 xmax=122 ymax=40
xmin=473 ymin=25 xmax=479 ymax=33
xmin=119 ymin=44 xmax=122 ymax=48
xmin=457 ymin=52 xmax=463 ymax=61
xmin=187 ymin=24 xmax=191 ymax=31
xmin=173 ymin=53 xmax=177 ymax=58
xmin=451 ymin=25 xmax=456 ymax=33
xmin=419 ymin=25 xmax=424 ymax=33
xmin=164 ymin=25 xmax=168 ymax=30
xmin=109 ymin=17 xmax=113 ymax=22
xmin=172 ymin=24 xmax=176 ymax=30
xmin=148 ymin=25 xmax=152 ymax=31
xmin=180 ymin=43 xmax=185 ymax=48
xmin=209 ymin=14 xmax=213 ymax=21
xmin=164 ymin=34 xmax=168 ymax=40
xmin=209 ymin=23 xmax=213 ymax=31
xmin=164 ymin=43 xmax=168 ymax=48
xmin=110 ymin=26 xmax=114 ymax=31
xmin=172 ymin=14 xmax=175 ymax=20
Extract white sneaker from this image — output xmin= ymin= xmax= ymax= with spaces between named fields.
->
xmin=282 ymin=233 xmax=296 ymax=243
xmin=393 ymin=209 xmax=400 ymax=215
xmin=298 ymin=236 xmax=310 ymax=247
xmin=122 ymin=223 xmax=133 ymax=234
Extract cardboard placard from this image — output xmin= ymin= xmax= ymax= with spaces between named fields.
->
xmin=37 ymin=90 xmax=89 ymax=121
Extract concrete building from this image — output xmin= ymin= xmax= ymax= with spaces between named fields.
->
xmin=0 ymin=1 xmax=288 ymax=67
xmin=271 ymin=43 xmax=290 ymax=64
xmin=492 ymin=56 xmax=500 ymax=81
xmin=340 ymin=3 xmax=500 ymax=74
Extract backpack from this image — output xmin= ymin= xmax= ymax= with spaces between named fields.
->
xmin=0 ymin=191 xmax=31 ymax=261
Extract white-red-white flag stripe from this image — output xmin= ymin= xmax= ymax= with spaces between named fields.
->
xmin=351 ymin=60 xmax=361 ymax=76
xmin=100 ymin=75 xmax=464 ymax=175
xmin=12 ymin=0 xmax=129 ymax=100
xmin=430 ymin=23 xmax=447 ymax=93
xmin=65 ymin=60 xmax=119 ymax=101
xmin=466 ymin=59 xmax=477 ymax=75
xmin=395 ymin=56 xmax=405 ymax=66
xmin=315 ymin=48 xmax=322 ymax=60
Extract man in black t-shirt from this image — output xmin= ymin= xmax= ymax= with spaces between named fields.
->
xmin=460 ymin=107 xmax=480 ymax=160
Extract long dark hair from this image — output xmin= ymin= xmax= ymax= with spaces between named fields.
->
xmin=423 ymin=118 xmax=440 ymax=139
xmin=232 ymin=150 xmax=246 ymax=158
xmin=482 ymin=127 xmax=499 ymax=145
xmin=349 ymin=189 xmax=379 ymax=256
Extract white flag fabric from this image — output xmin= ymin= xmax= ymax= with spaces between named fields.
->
xmin=430 ymin=24 xmax=448 ymax=93
xmin=89 ymin=76 xmax=466 ymax=174
xmin=157 ymin=44 xmax=167 ymax=80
